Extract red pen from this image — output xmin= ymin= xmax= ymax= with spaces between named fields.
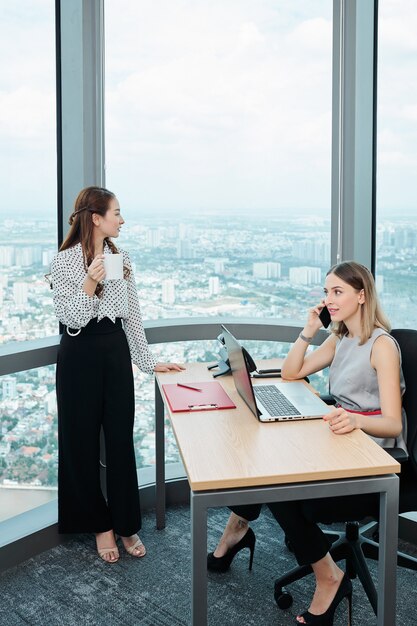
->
xmin=177 ymin=383 xmax=203 ymax=392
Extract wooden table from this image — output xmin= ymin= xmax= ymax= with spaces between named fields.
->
xmin=155 ymin=361 xmax=400 ymax=625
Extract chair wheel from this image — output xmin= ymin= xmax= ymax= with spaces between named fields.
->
xmin=274 ymin=588 xmax=293 ymax=610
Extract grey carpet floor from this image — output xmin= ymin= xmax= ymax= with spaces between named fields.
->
xmin=1 ymin=505 xmax=417 ymax=626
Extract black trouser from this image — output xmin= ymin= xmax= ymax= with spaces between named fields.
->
xmin=56 ymin=317 xmax=141 ymax=535
xmin=231 ymin=492 xmax=379 ymax=566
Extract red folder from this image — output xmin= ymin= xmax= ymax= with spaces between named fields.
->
xmin=162 ymin=382 xmax=236 ymax=412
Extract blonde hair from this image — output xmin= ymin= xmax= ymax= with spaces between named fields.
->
xmin=327 ymin=261 xmax=391 ymax=345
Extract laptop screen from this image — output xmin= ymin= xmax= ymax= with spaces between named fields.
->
xmin=221 ymin=325 xmax=259 ymax=418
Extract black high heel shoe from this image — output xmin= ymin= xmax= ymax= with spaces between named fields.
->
xmin=207 ymin=527 xmax=256 ymax=572
xmin=295 ymin=572 xmax=352 ymax=626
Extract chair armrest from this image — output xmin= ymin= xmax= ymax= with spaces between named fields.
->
xmin=384 ymin=447 xmax=409 ymax=464
xmin=320 ymin=394 xmax=336 ymax=406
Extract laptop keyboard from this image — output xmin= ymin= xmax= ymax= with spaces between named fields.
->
xmin=254 ymin=385 xmax=301 ymax=417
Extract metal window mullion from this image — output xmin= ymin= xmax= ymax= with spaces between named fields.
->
xmin=331 ymin=0 xmax=377 ymax=269
xmin=59 ymin=0 xmax=105 ymax=235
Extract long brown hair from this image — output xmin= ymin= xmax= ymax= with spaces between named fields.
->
xmin=327 ymin=261 xmax=390 ymax=345
xmin=60 ymin=186 xmax=129 ymax=296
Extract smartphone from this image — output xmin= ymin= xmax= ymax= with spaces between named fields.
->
xmin=252 ymin=372 xmax=282 ymax=378
xmin=319 ymin=305 xmax=331 ymax=328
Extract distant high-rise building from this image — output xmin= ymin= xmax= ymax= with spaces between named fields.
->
xmin=176 ymin=239 xmax=194 ymax=259
xmin=381 ymin=228 xmax=394 ymax=247
xmin=42 ymin=249 xmax=56 ymax=266
xmin=394 ymin=227 xmax=417 ymax=250
xmin=289 ymin=266 xmax=321 ymax=285
xmin=162 ymin=279 xmax=176 ymax=305
xmin=208 ymin=276 xmax=220 ymax=296
xmin=292 ymin=240 xmax=330 ymax=264
xmin=2 ymin=376 xmax=17 ymax=400
xmin=0 ymin=246 xmax=15 ymax=267
xmin=13 ymin=282 xmax=29 ymax=305
xmin=178 ymin=223 xmax=190 ymax=239
xmin=45 ymin=391 xmax=57 ymax=415
xmin=147 ymin=228 xmax=161 ymax=248
xmin=214 ymin=259 xmax=225 ymax=274
xmin=376 ymin=274 xmax=384 ymax=294
xmin=253 ymin=262 xmax=281 ymax=279
xmin=14 ymin=246 xmax=42 ymax=266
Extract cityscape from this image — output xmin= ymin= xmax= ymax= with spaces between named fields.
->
xmin=1 ymin=212 xmax=417 ymax=518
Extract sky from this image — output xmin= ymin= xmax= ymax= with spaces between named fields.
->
xmin=0 ymin=0 xmax=416 ymax=218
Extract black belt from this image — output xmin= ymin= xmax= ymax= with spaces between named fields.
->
xmin=65 ymin=317 xmax=122 ymax=336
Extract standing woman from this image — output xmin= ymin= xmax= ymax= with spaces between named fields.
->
xmin=51 ymin=186 xmax=183 ymax=563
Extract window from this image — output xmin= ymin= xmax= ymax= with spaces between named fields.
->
xmin=0 ymin=2 xmax=58 ymax=527
xmin=0 ymin=2 xmax=57 ymax=345
xmin=105 ymin=0 xmax=333 ymax=469
xmin=105 ymin=0 xmax=332 ymax=323
xmin=376 ymin=0 xmax=417 ymax=329
xmin=0 ymin=365 xmax=57 ymax=522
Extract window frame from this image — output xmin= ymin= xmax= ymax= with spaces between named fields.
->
xmin=0 ymin=0 xmax=380 ymax=553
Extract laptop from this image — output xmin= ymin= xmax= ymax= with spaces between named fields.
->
xmin=221 ymin=324 xmax=332 ymax=423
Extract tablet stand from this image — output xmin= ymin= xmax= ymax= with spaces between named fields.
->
xmin=208 ymin=333 xmax=257 ymax=378
xmin=207 ymin=345 xmax=231 ymax=378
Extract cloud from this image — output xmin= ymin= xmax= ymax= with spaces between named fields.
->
xmin=0 ymin=88 xmax=55 ymax=139
xmin=1 ymin=0 xmax=415 ymax=214
xmin=105 ymin=1 xmax=333 ymax=211
xmin=285 ymin=17 xmax=332 ymax=53
xmin=0 ymin=1 xmax=56 ymax=213
xmin=401 ymin=105 xmax=417 ymax=121
xmin=378 ymin=0 xmax=417 ymax=53
xmin=238 ymin=22 xmax=265 ymax=47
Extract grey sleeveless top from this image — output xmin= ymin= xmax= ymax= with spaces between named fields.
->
xmin=329 ymin=328 xmax=407 ymax=452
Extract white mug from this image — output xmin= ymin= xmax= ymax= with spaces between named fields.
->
xmin=103 ymin=253 xmax=123 ymax=280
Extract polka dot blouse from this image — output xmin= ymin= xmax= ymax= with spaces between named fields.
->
xmin=51 ymin=242 xmax=157 ymax=374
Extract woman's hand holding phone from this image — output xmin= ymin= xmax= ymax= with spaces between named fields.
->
xmin=304 ymin=301 xmax=331 ymax=338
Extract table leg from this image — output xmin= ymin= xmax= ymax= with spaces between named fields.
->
xmin=377 ymin=475 xmax=399 ymax=626
xmin=155 ymin=380 xmax=165 ymax=530
xmin=191 ymin=492 xmax=208 ymax=626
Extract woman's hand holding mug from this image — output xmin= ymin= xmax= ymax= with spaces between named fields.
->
xmin=88 ymin=255 xmax=106 ymax=283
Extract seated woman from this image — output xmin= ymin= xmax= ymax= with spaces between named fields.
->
xmin=207 ymin=261 xmax=406 ymax=626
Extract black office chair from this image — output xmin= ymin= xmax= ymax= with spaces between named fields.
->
xmin=274 ymin=328 xmax=417 ymax=615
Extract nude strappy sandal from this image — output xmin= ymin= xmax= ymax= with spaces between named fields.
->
xmin=97 ymin=546 xmax=120 ymax=563
xmin=123 ymin=535 xmax=146 ymax=558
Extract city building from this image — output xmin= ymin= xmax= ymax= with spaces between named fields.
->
xmin=147 ymin=228 xmax=162 ymax=248
xmin=176 ymin=239 xmax=194 ymax=259
xmin=161 ymin=279 xmax=176 ymax=304
xmin=208 ymin=276 xmax=220 ymax=296
xmin=292 ymin=239 xmax=330 ymax=265
xmin=0 ymin=246 xmax=15 ymax=267
xmin=289 ymin=266 xmax=321 ymax=285
xmin=214 ymin=259 xmax=226 ymax=274
xmin=2 ymin=376 xmax=17 ymax=401
xmin=13 ymin=282 xmax=29 ymax=306
xmin=252 ymin=262 xmax=281 ymax=279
